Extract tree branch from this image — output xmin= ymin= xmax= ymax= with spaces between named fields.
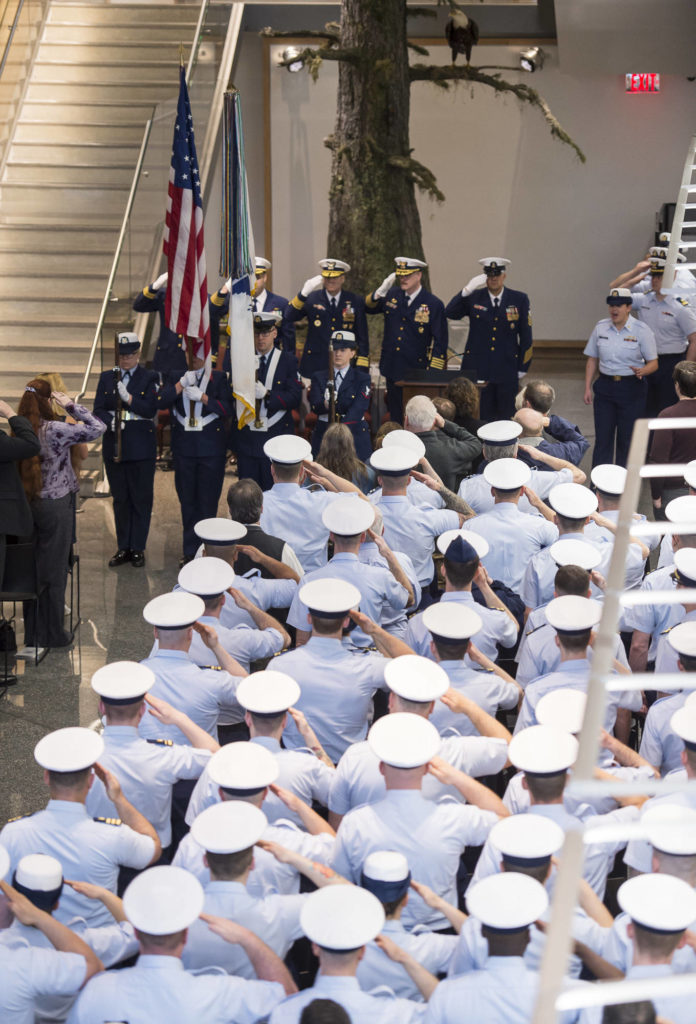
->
xmin=260 ymin=25 xmax=340 ymax=44
xmin=272 ymin=44 xmax=362 ymax=80
xmin=408 ymin=41 xmax=431 ymax=57
xmin=409 ymin=62 xmax=586 ymax=163
xmin=387 ymin=154 xmax=445 ymax=202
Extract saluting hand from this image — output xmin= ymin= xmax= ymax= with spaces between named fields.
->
xmin=192 ymin=620 xmax=218 ymax=649
xmin=93 ymin=763 xmax=122 ymax=803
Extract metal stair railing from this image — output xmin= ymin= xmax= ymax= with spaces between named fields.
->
xmin=77 ymin=0 xmax=247 ymax=405
xmin=0 ymin=0 xmax=49 ymax=173
xmin=532 ymin=415 xmax=696 ymax=1024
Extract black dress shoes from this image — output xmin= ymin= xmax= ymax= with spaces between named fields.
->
xmin=109 ymin=549 xmax=132 ymax=567
xmin=131 ymin=551 xmax=146 ymax=568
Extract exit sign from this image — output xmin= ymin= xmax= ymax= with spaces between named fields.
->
xmin=625 ymin=73 xmax=660 ymax=93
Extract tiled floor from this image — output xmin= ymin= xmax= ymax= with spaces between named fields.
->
xmin=0 ymin=348 xmax=651 ymax=824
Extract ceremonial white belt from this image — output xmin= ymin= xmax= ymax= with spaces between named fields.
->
xmin=248 ymin=407 xmax=285 ymax=432
xmin=112 ymin=411 xmax=154 ymax=429
xmin=173 ymin=409 xmax=219 ymax=431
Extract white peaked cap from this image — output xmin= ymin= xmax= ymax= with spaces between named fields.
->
xmin=300 ymin=884 xmax=385 ymax=947
xmin=34 ymin=727 xmax=104 ymax=772
xmin=123 ymin=866 xmax=205 ymax=934
xmin=384 ymin=654 xmax=449 ymax=702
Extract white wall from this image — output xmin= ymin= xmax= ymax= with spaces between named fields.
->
xmin=211 ymin=33 xmax=696 ymax=342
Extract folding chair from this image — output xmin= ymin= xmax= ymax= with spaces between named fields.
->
xmin=0 ymin=539 xmax=50 ymax=668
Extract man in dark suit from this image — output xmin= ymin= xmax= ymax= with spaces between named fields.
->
xmin=234 ymin=312 xmax=303 ymax=491
xmin=308 ymin=331 xmax=372 ymax=460
xmin=367 ymin=256 xmax=448 ymax=423
xmin=208 ymin=257 xmax=296 ymax=371
xmin=0 ymin=399 xmax=40 ymax=583
xmin=285 ymin=258 xmax=369 ymax=378
xmin=132 ymin=271 xmax=188 ymax=377
xmin=445 ymin=257 xmax=533 ymax=420
xmin=94 ymin=332 xmax=159 ymax=568
xmin=157 ymin=358 xmax=234 ymax=565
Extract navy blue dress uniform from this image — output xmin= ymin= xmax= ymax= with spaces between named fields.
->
xmin=286 ymin=258 xmax=369 ymax=377
xmin=584 ymin=288 xmax=658 ymax=467
xmin=94 ymin=332 xmax=159 ymax=567
xmin=209 ymin=257 xmax=296 ymax=372
xmin=309 ymin=331 xmax=372 ymax=460
xmin=236 ymin=312 xmax=303 ymax=491
xmin=445 ymin=257 xmax=533 ymax=420
xmin=157 ymin=366 xmax=234 ymax=561
xmin=132 ymin=274 xmax=187 ymax=377
xmin=367 ymin=257 xmax=448 ymax=423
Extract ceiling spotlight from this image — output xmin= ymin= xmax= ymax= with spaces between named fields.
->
xmin=519 ymin=46 xmax=545 ymax=73
xmin=280 ymin=46 xmax=305 ymax=73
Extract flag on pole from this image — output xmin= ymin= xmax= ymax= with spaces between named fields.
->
xmin=221 ymin=89 xmax=256 ymax=427
xmin=164 ymin=65 xmax=210 ymax=371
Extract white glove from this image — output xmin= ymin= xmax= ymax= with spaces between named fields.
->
xmin=301 ymin=274 xmax=323 ymax=297
xmin=220 ymin=277 xmax=232 ymax=295
xmin=518 ymin=371 xmax=526 ymax=380
xmin=461 ymin=273 xmax=487 ymax=297
xmin=184 ymin=385 xmax=204 ymax=403
xmin=323 ymin=387 xmax=331 ymax=406
xmin=152 ymin=271 xmax=168 ymax=291
xmin=255 ymin=381 xmax=268 ymax=400
xmin=116 ymin=380 xmax=130 ymax=403
xmin=179 ymin=370 xmax=198 ymax=388
xmin=374 ymin=272 xmax=396 ymax=299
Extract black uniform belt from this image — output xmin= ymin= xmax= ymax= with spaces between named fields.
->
xmin=598 ymin=373 xmax=637 ymax=382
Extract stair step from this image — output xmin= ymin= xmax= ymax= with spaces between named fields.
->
xmin=4 ymin=161 xmax=134 ymax=185
xmin=0 ymin=323 xmax=110 ymax=344
xmin=13 ymin=121 xmax=146 ymax=143
xmin=0 ymin=298 xmax=104 ymax=323
xmin=47 ymin=4 xmax=200 ymax=26
xmin=43 ymin=23 xmax=203 ymax=43
xmin=0 ymin=183 xmax=130 ymax=216
xmin=24 ymin=81 xmax=177 ymax=103
xmin=37 ymin=41 xmax=199 ymax=62
xmin=19 ymin=100 xmax=158 ymax=122
xmin=9 ymin=142 xmax=142 ymax=163
xmin=31 ymin=61 xmax=192 ymax=83
xmin=0 ymin=276 xmax=107 ymax=299
xmin=0 ymin=223 xmax=144 ymax=250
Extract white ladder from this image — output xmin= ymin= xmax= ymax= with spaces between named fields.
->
xmin=664 ymin=132 xmax=696 ymax=288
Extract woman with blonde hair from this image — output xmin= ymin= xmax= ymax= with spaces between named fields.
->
xmin=17 ymin=378 xmax=105 ymax=650
xmin=315 ymin=422 xmax=376 ymax=494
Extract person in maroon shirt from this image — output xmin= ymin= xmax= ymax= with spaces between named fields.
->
xmin=648 ymin=360 xmax=696 ymax=518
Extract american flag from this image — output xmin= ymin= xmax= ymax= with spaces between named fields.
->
xmin=164 ymin=66 xmax=210 ymax=364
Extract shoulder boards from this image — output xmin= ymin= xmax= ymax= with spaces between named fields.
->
xmin=202 ymin=664 xmax=223 ymax=671
xmin=660 ymin=626 xmax=673 ymax=635
xmin=525 ymin=623 xmax=546 ymax=637
xmin=5 ymin=811 xmax=34 ymax=823
xmin=678 ymin=297 xmax=690 ymax=306
xmin=94 ymin=816 xmax=122 ymax=826
xmin=146 ymin=737 xmax=173 ymax=746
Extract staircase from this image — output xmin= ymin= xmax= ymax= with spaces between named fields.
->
xmin=0 ymin=0 xmax=211 ymax=410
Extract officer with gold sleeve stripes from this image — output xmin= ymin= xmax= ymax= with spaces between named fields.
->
xmin=445 ymin=257 xmax=533 ymax=421
xmin=0 ymin=727 xmax=159 ymax=930
xmin=367 ymin=256 xmax=448 ymax=424
xmin=285 ymin=258 xmax=369 ymax=378
xmin=84 ymin=662 xmax=218 ymax=859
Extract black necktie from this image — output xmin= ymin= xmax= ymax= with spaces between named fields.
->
xmin=258 ymin=355 xmax=267 ymax=379
xmin=252 ymin=298 xmax=257 ymax=312
xmin=122 ymin=370 xmax=131 ymax=383
xmin=335 ymin=370 xmax=343 ymax=389
xmin=493 ymin=297 xmax=499 ymax=308
xmin=331 ymin=297 xmax=337 ymax=311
